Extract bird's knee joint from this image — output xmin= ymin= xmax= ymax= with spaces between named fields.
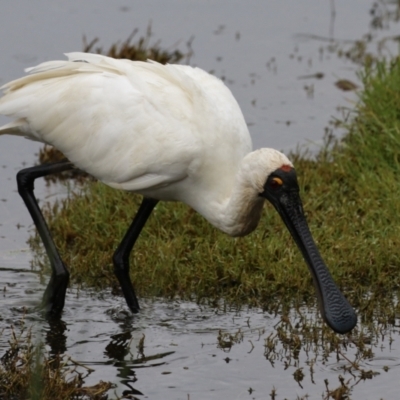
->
xmin=16 ymin=170 xmax=35 ymax=192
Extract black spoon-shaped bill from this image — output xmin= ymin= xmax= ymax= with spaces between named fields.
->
xmin=262 ymin=167 xmax=357 ymax=334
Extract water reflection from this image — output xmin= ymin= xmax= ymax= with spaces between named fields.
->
xmin=105 ymin=331 xmax=133 ymax=361
xmin=105 ymin=331 xmax=141 ymax=397
xmin=45 ymin=318 xmax=68 ymax=355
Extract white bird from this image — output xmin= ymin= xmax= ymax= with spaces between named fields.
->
xmin=0 ymin=53 xmax=356 ymax=333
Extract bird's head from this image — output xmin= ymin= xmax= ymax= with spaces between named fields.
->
xmin=244 ymin=148 xmax=357 ymax=334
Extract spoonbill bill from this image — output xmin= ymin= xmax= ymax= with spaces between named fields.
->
xmin=0 ymin=53 xmax=356 ymax=333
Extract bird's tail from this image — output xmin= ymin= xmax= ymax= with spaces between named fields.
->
xmin=0 ymin=119 xmax=39 ymax=140
xmin=0 ymin=120 xmax=22 ymax=135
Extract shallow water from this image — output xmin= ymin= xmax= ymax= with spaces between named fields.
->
xmin=1 ymin=1 xmax=400 ymax=399
xmin=1 ymin=271 xmax=400 ymax=399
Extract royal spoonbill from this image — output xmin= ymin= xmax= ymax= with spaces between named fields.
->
xmin=0 ymin=53 xmax=356 ymax=333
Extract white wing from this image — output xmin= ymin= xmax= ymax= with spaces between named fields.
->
xmin=0 ymin=53 xmax=251 ymax=199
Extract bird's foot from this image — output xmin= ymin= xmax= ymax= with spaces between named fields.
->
xmin=40 ymin=271 xmax=70 ymax=319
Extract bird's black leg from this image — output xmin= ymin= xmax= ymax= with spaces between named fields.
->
xmin=113 ymin=197 xmax=158 ymax=313
xmin=17 ymin=160 xmax=75 ymax=318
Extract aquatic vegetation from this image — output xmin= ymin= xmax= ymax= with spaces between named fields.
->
xmin=83 ymin=24 xmax=193 ymax=64
xmin=0 ymin=324 xmax=112 ymax=399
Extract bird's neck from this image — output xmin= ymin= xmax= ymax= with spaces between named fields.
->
xmin=195 ymin=171 xmax=265 ymax=237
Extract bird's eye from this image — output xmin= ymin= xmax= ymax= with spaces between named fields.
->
xmin=269 ymin=177 xmax=283 ymax=189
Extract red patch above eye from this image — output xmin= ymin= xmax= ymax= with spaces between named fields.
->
xmin=280 ymin=164 xmax=292 ymax=172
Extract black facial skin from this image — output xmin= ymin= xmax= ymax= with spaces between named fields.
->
xmin=260 ymin=167 xmax=357 ymax=334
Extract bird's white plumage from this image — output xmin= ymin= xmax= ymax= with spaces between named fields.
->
xmin=0 ymin=53 xmax=293 ymax=236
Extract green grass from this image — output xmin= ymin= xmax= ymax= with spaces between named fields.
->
xmin=30 ymin=57 xmax=400 ymax=326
